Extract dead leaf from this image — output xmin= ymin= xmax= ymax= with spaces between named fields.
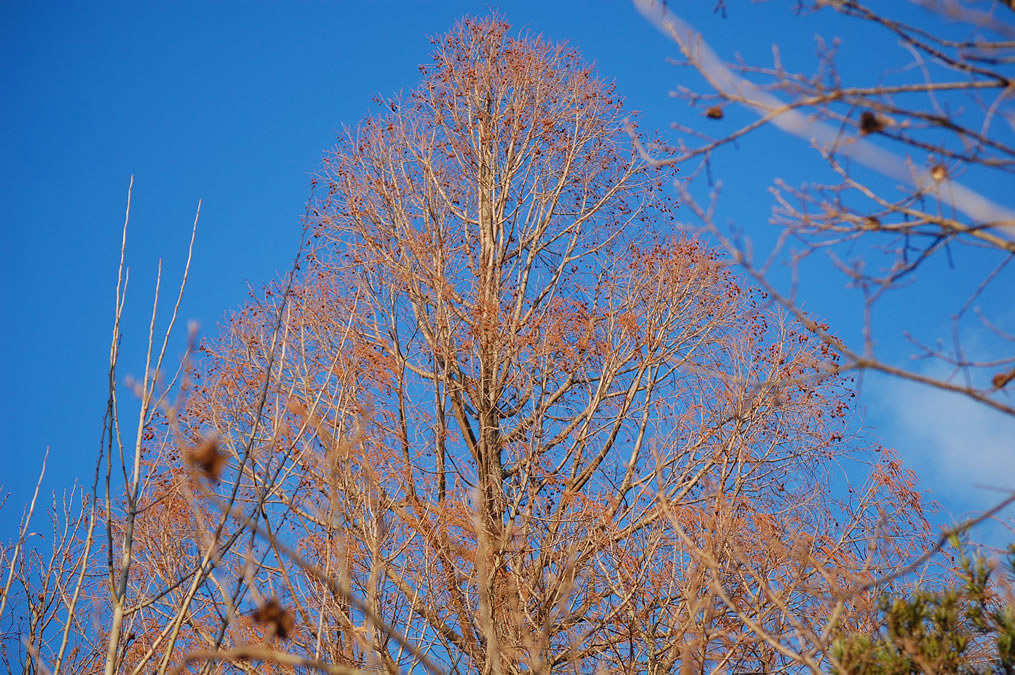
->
xmin=186 ymin=438 xmax=227 ymax=484
xmin=992 ymin=368 xmax=1015 ymax=390
xmin=251 ymin=599 xmax=294 ymax=640
xmin=860 ymin=111 xmax=884 ymax=134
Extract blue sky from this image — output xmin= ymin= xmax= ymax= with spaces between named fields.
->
xmin=2 ymin=1 xmax=1012 ymax=545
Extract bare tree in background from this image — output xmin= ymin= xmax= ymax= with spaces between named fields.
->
xmin=633 ymin=0 xmax=1014 ymax=419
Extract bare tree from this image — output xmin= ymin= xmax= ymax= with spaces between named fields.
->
xmin=2 ymin=15 xmax=938 ymax=675
xmin=162 ymin=16 xmax=923 ymax=673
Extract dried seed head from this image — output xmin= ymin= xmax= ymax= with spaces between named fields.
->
xmin=186 ymin=438 xmax=226 ymax=484
xmin=859 ymin=111 xmax=883 ymax=134
xmin=930 ymin=164 xmax=947 ymax=181
xmin=251 ymin=599 xmax=294 ymax=640
xmin=705 ymin=105 xmax=724 ymax=120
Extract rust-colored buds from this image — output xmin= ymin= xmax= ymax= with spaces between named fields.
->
xmin=705 ymin=105 xmax=724 ymax=120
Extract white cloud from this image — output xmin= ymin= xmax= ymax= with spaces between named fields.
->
xmin=889 ymin=378 xmax=1015 ymax=491
xmin=867 ymin=369 xmax=1015 ymax=545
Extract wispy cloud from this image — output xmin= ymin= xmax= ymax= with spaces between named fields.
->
xmin=868 ymin=369 xmax=1015 ymax=544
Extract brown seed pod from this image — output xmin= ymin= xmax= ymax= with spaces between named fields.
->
xmin=930 ymin=164 xmax=947 ymax=181
xmin=705 ymin=105 xmax=724 ymax=120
